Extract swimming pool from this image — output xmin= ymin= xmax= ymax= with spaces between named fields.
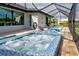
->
xmin=0 ymin=26 xmax=62 ymax=56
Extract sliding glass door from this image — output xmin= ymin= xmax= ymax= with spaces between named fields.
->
xmin=0 ymin=7 xmax=24 ymax=26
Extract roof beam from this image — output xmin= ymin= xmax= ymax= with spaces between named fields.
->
xmin=56 ymin=6 xmax=69 ymax=17
xmin=58 ymin=10 xmax=68 ymax=17
xmin=51 ymin=12 xmax=59 ymax=15
xmin=25 ymin=3 xmax=27 ymax=9
xmin=49 ymin=12 xmax=59 ymax=19
xmin=54 ymin=4 xmax=68 ymax=17
xmin=32 ymin=3 xmax=39 ymax=10
xmin=47 ymin=9 xmax=57 ymax=13
xmin=40 ymin=3 xmax=54 ymax=10
xmin=57 ymin=8 xmax=69 ymax=14
xmin=54 ymin=4 xmax=62 ymax=20
xmin=54 ymin=3 xmax=71 ymax=10
xmin=7 ymin=3 xmax=11 ymax=5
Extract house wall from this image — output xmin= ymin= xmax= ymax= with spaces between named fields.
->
xmin=24 ymin=13 xmax=30 ymax=28
xmin=38 ymin=13 xmax=52 ymax=28
xmin=38 ymin=13 xmax=46 ymax=28
xmin=24 ymin=12 xmax=51 ymax=29
xmin=0 ymin=6 xmax=52 ymax=33
xmin=24 ymin=13 xmax=39 ymax=29
xmin=0 ymin=6 xmax=26 ymax=33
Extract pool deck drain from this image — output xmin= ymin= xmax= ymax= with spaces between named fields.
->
xmin=59 ymin=27 xmax=79 ymax=56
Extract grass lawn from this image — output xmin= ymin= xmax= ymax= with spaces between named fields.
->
xmin=75 ymin=21 xmax=79 ymax=36
xmin=50 ymin=21 xmax=68 ymax=27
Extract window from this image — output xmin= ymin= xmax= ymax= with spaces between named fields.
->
xmin=46 ymin=17 xmax=49 ymax=26
xmin=0 ymin=7 xmax=24 ymax=26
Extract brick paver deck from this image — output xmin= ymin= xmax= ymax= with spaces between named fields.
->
xmin=59 ymin=27 xmax=79 ymax=56
xmin=0 ymin=28 xmax=33 ymax=37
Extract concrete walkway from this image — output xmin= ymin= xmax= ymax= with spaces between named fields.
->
xmin=59 ymin=27 xmax=79 ymax=56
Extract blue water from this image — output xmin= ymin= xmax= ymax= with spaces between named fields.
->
xmin=0 ymin=26 xmax=62 ymax=56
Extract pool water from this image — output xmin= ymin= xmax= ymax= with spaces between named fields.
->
xmin=0 ymin=26 xmax=62 ymax=56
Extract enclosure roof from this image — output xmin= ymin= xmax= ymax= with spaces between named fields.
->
xmin=0 ymin=3 xmax=73 ymax=19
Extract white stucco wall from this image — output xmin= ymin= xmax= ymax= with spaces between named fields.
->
xmin=31 ymin=13 xmax=38 ymax=28
xmin=24 ymin=13 xmax=39 ymax=29
xmin=24 ymin=12 xmax=52 ymax=29
xmin=24 ymin=13 xmax=30 ymax=28
xmin=38 ymin=13 xmax=47 ymax=28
